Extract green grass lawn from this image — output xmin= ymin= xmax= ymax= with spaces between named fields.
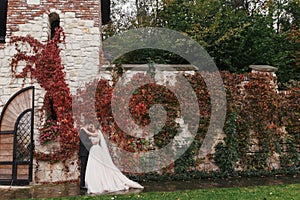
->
xmin=42 ymin=183 xmax=300 ymax=200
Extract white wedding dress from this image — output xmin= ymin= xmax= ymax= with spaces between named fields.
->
xmin=85 ymin=130 xmax=144 ymax=194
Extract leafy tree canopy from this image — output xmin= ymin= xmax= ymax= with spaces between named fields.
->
xmin=106 ymin=0 xmax=300 ymax=84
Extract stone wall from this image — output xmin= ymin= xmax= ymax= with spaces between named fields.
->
xmin=0 ymin=0 xmax=102 ymax=184
xmin=0 ymin=1 xmax=287 ymax=185
xmin=98 ymin=65 xmax=223 ymax=174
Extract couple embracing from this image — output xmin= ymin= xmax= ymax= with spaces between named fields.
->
xmin=79 ymin=123 xmax=144 ymax=194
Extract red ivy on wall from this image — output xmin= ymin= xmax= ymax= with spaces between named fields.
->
xmin=8 ymin=26 xmax=300 ymax=173
xmin=73 ymin=71 xmax=214 ymax=169
xmin=73 ymin=73 xmax=182 ymax=154
xmin=10 ymin=28 xmax=79 ymax=162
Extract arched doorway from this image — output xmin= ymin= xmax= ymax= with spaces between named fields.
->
xmin=0 ymin=86 xmax=35 ymax=185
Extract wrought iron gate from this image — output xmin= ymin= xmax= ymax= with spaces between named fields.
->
xmin=0 ymin=86 xmax=34 ymax=185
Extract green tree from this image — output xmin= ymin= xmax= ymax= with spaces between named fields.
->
xmin=157 ymin=0 xmax=299 ymax=83
xmin=106 ymin=0 xmax=299 ymax=83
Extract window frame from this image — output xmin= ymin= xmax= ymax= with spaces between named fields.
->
xmin=0 ymin=0 xmax=8 ymax=43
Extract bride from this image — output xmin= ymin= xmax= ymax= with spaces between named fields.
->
xmin=81 ymin=124 xmax=144 ymax=194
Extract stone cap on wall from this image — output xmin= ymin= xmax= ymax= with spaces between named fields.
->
xmin=249 ymin=65 xmax=278 ymax=72
xmin=99 ymin=64 xmax=198 ymax=71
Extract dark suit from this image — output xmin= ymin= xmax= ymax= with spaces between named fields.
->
xmin=79 ymin=129 xmax=92 ymax=189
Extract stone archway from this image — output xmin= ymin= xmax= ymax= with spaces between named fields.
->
xmin=0 ymin=86 xmax=35 ymax=185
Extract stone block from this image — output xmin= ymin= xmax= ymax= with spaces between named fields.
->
xmin=82 ymin=27 xmax=91 ymax=34
xmin=90 ymin=35 xmax=100 ymax=42
xmin=84 ymin=20 xmax=94 ymax=27
xmin=0 ymin=50 xmax=4 ymax=59
xmin=65 ymin=56 xmax=74 ymax=64
xmin=0 ymin=66 xmax=10 ymax=73
xmin=26 ymin=0 xmax=40 ymax=5
xmin=49 ymin=9 xmax=61 ymax=15
xmin=90 ymin=27 xmax=99 ymax=34
xmin=65 ymin=12 xmax=76 ymax=18
xmin=4 ymin=46 xmax=16 ymax=56
xmin=73 ymin=28 xmax=83 ymax=35
xmin=71 ymin=44 xmax=81 ymax=50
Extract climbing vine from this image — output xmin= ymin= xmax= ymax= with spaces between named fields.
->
xmin=73 ymin=73 xmax=181 ymax=153
xmin=10 ymin=28 xmax=79 ymax=162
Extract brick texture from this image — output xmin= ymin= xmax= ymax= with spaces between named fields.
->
xmin=7 ymin=0 xmax=100 ymax=38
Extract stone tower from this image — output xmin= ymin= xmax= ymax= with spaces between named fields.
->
xmin=0 ymin=0 xmax=110 ymax=184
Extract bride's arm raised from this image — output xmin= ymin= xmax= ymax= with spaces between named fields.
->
xmin=80 ymin=127 xmax=98 ymax=137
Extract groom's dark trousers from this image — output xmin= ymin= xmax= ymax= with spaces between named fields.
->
xmin=79 ymin=129 xmax=92 ymax=189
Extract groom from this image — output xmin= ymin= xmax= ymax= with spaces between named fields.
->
xmin=79 ymin=126 xmax=93 ymax=189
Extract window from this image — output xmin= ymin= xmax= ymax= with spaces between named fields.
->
xmin=0 ymin=0 xmax=8 ymax=43
xmin=101 ymin=0 xmax=111 ymax=25
xmin=48 ymin=12 xmax=60 ymax=39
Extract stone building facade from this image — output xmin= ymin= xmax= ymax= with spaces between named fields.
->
xmin=0 ymin=0 xmax=107 ymax=184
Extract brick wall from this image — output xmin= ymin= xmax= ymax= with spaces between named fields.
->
xmin=6 ymin=0 xmax=101 ymax=38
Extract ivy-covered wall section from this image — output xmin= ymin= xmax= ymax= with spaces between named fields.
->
xmin=7 ymin=29 xmax=299 ymax=183
xmin=74 ymin=70 xmax=299 ymax=181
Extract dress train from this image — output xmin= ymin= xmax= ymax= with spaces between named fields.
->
xmin=85 ymin=130 xmax=144 ymax=194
